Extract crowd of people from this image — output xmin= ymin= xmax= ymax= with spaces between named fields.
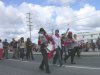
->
xmin=0 ymin=28 xmax=100 ymax=74
xmin=80 ymin=38 xmax=100 ymax=52
xmin=0 ymin=37 xmax=34 ymax=60
xmin=38 ymin=28 xmax=82 ymax=74
xmin=38 ymin=28 xmax=100 ymax=74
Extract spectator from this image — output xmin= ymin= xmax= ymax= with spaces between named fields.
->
xmin=26 ymin=38 xmax=34 ymax=60
xmin=10 ymin=38 xmax=18 ymax=59
xmin=19 ymin=37 xmax=26 ymax=60
xmin=96 ymin=37 xmax=100 ymax=50
xmin=3 ymin=39 xmax=9 ymax=59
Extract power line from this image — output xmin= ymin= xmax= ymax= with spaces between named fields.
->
xmin=27 ymin=10 xmax=98 ymax=31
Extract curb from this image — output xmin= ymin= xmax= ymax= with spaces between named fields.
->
xmin=8 ymin=52 xmax=100 ymax=56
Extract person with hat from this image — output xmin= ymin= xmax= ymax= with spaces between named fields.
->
xmin=64 ymin=31 xmax=76 ymax=64
xmin=38 ymin=28 xmax=51 ymax=74
xmin=3 ymin=39 xmax=9 ymax=59
xmin=52 ymin=29 xmax=63 ymax=67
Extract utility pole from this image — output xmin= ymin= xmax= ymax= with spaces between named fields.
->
xmin=47 ymin=19 xmax=54 ymax=35
xmin=26 ymin=13 xmax=33 ymax=40
xmin=52 ymin=29 xmax=54 ymax=35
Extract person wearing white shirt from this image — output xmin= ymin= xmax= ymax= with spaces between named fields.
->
xmin=74 ymin=34 xmax=81 ymax=58
xmin=52 ymin=29 xmax=62 ymax=67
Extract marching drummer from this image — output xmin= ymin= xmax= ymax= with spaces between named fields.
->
xmin=38 ymin=28 xmax=51 ymax=74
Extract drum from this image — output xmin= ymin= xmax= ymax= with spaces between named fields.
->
xmin=47 ymin=43 xmax=54 ymax=52
xmin=46 ymin=42 xmax=55 ymax=60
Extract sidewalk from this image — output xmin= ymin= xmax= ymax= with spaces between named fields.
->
xmin=32 ymin=51 xmax=100 ymax=56
xmin=8 ymin=50 xmax=100 ymax=56
xmin=81 ymin=51 xmax=100 ymax=56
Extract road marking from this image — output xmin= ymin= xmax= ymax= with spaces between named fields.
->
xmin=7 ymin=59 xmax=100 ymax=70
xmin=64 ymin=65 xmax=100 ymax=70
xmin=7 ymin=59 xmax=30 ymax=63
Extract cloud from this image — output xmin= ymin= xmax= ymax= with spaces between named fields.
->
xmin=74 ymin=4 xmax=100 ymax=31
xmin=0 ymin=1 xmax=26 ymax=41
xmin=48 ymin=0 xmax=76 ymax=5
xmin=0 ymin=1 xmax=55 ymax=42
xmin=0 ymin=1 xmax=100 ymax=43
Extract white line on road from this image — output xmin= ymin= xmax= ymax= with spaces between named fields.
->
xmin=7 ymin=59 xmax=30 ymax=63
xmin=64 ymin=65 xmax=100 ymax=70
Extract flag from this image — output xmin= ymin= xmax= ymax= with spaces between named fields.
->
xmin=48 ymin=50 xmax=55 ymax=60
xmin=47 ymin=41 xmax=55 ymax=60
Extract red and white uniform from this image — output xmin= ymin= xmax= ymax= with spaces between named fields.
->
xmin=0 ymin=42 xmax=3 ymax=59
xmin=52 ymin=34 xmax=61 ymax=49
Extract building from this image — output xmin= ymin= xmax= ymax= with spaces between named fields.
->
xmin=77 ymin=32 xmax=100 ymax=43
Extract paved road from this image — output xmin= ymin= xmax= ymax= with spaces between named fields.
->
xmin=0 ymin=55 xmax=100 ymax=75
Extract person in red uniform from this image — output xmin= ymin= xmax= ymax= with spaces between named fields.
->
xmin=64 ymin=31 xmax=76 ymax=64
xmin=38 ymin=28 xmax=51 ymax=74
xmin=0 ymin=39 xmax=3 ymax=60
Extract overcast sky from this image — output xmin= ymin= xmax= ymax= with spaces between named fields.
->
xmin=0 ymin=0 xmax=100 ymax=43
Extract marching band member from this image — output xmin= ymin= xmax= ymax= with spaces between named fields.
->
xmin=64 ymin=31 xmax=76 ymax=64
xmin=38 ymin=28 xmax=51 ymax=74
xmin=73 ymin=34 xmax=81 ymax=58
xmin=47 ymin=36 xmax=55 ymax=60
xmin=61 ymin=34 xmax=67 ymax=60
xmin=0 ymin=39 xmax=3 ymax=60
xmin=52 ymin=29 xmax=63 ymax=67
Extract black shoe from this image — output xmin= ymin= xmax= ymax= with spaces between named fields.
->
xmin=46 ymin=71 xmax=51 ymax=74
xmin=59 ymin=65 xmax=62 ymax=67
xmin=59 ymin=63 xmax=63 ymax=67
xmin=71 ymin=62 xmax=76 ymax=64
xmin=64 ymin=59 xmax=67 ymax=63
xmin=52 ymin=61 xmax=56 ymax=65
xmin=78 ymin=57 xmax=81 ymax=59
xmin=53 ymin=62 xmax=56 ymax=65
xmin=32 ymin=57 xmax=34 ymax=60
xmin=39 ymin=67 xmax=44 ymax=71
